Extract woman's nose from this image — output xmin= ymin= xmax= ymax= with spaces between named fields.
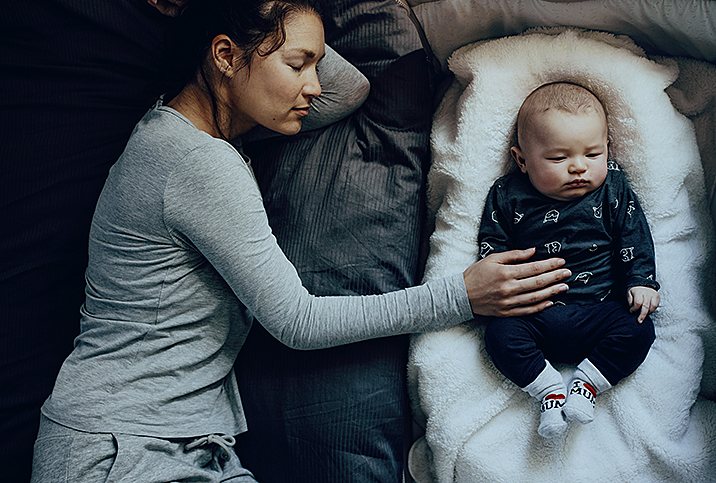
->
xmin=304 ymin=68 xmax=322 ymax=99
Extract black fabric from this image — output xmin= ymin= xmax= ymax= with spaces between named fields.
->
xmin=0 ymin=2 xmax=168 ymax=481
xmin=234 ymin=1 xmax=434 ymax=482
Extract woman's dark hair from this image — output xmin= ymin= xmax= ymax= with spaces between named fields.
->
xmin=162 ymin=0 xmax=319 ymax=139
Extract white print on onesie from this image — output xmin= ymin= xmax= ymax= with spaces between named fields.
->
xmin=613 ymin=198 xmax=619 ymax=210
xmin=543 ymin=209 xmax=559 ymax=224
xmin=544 ymin=241 xmax=562 ymax=254
xmin=480 ymin=242 xmax=494 ymax=259
xmin=620 ymin=247 xmax=635 ymax=262
xmin=575 ymin=272 xmax=593 ymax=284
xmin=593 ymin=203 xmax=603 ymax=219
xmin=608 ymin=161 xmax=620 ymax=171
xmin=514 ymin=212 xmax=524 ymax=224
xmin=627 ymin=200 xmax=636 ymax=217
xmin=491 ymin=210 xmax=499 ymax=223
xmin=589 ymin=244 xmax=598 ymax=252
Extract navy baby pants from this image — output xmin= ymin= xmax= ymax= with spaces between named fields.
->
xmin=484 ymin=300 xmax=655 ymax=388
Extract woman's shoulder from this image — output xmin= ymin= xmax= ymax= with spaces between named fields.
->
xmin=132 ymin=105 xmax=247 ymax=171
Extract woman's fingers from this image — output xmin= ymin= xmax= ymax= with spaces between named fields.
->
xmin=464 ymin=249 xmax=570 ymax=317
xmin=487 ymin=247 xmax=538 ymax=265
xmin=147 ymin=0 xmax=187 ymax=17
xmin=490 ymin=279 xmax=569 ymax=317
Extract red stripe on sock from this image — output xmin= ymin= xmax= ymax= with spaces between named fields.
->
xmin=583 ymin=382 xmax=596 ymax=396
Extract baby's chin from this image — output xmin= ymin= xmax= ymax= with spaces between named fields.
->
xmin=542 ymin=188 xmax=593 ymax=202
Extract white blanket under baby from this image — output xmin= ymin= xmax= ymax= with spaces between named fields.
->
xmin=408 ymin=29 xmax=716 ymax=483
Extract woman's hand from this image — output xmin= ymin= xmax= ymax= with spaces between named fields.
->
xmin=147 ymin=0 xmax=187 ymax=17
xmin=463 ymin=248 xmax=570 ymax=317
xmin=627 ymin=286 xmax=660 ymax=323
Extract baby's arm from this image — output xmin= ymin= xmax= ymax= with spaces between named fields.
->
xmin=627 ymin=286 xmax=660 ymax=323
xmin=611 ymin=171 xmax=660 ymax=320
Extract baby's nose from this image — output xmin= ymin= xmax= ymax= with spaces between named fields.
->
xmin=570 ymin=157 xmax=588 ymax=172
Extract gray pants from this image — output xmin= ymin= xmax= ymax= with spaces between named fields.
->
xmin=31 ymin=415 xmax=258 ymax=483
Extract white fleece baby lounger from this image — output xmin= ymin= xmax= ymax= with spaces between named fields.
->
xmin=408 ymin=28 xmax=716 ymax=483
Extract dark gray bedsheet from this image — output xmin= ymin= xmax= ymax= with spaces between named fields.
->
xmin=234 ymin=1 xmax=435 ymax=481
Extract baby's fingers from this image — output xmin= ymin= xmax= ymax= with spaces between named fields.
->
xmin=628 ymin=291 xmax=645 ymax=322
xmin=637 ymin=303 xmax=649 ymax=324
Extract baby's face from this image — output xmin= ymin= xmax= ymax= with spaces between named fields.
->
xmin=512 ymin=108 xmax=608 ymax=201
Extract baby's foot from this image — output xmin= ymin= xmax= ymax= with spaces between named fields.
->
xmin=538 ymin=393 xmax=568 ymax=438
xmin=563 ymin=379 xmax=596 ymax=424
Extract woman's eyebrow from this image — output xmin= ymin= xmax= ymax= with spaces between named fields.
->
xmin=286 ymin=48 xmax=326 ymax=63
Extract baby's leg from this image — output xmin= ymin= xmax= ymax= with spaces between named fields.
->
xmin=524 ymin=362 xmax=569 ymax=438
xmin=563 ymin=359 xmax=612 ymax=424
xmin=564 ymin=301 xmax=656 ymax=424
xmin=485 ymin=317 xmax=567 ymax=438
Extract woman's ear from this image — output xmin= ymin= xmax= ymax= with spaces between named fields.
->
xmin=211 ymin=34 xmax=235 ymax=76
xmin=511 ymin=146 xmax=528 ymax=173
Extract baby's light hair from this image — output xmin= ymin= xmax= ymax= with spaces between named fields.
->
xmin=516 ymin=82 xmax=606 ymax=146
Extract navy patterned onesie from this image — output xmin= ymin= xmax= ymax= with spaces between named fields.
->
xmin=480 ymin=163 xmax=658 ymax=387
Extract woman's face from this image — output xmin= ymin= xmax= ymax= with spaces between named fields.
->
xmin=228 ymin=11 xmax=325 ymax=136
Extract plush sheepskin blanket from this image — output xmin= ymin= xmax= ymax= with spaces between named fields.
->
xmin=408 ymin=28 xmax=716 ymax=483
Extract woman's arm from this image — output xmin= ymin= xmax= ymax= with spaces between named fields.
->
xmin=164 ymin=143 xmax=569 ymax=349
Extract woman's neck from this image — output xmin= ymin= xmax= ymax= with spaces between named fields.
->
xmin=166 ymin=86 xmax=223 ymax=138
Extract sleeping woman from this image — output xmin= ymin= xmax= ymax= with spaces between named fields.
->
xmin=30 ymin=1 xmax=570 ymax=480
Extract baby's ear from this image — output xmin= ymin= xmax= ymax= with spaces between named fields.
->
xmin=511 ymin=146 xmax=528 ymax=173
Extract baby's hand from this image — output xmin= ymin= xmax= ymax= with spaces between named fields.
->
xmin=627 ymin=286 xmax=660 ymax=323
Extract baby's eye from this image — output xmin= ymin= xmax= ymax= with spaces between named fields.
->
xmin=547 ymin=157 xmax=566 ymax=162
xmin=587 ymin=152 xmax=602 ymax=158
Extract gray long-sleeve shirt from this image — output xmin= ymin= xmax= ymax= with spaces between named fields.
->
xmin=42 ymin=102 xmax=472 ymax=438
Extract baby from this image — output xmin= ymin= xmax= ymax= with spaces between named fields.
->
xmin=478 ymin=82 xmax=660 ymax=438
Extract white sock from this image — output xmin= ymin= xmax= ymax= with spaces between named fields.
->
xmin=524 ymin=362 xmax=568 ymax=438
xmin=563 ymin=359 xmax=612 ymax=425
